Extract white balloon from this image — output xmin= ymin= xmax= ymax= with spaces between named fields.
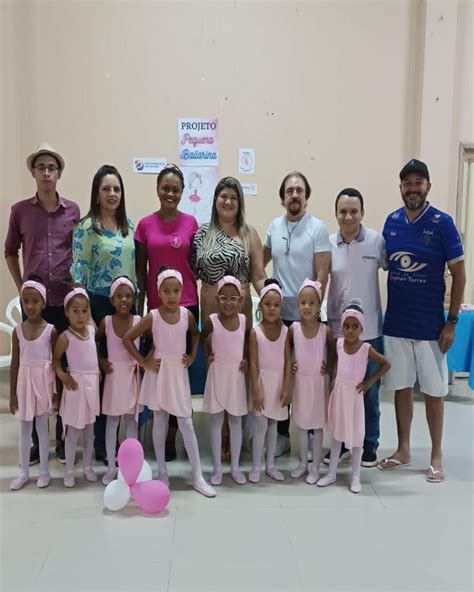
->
xmin=117 ymin=469 xmax=125 ymax=483
xmin=104 ymin=479 xmax=130 ymax=511
xmin=136 ymin=460 xmax=152 ymax=483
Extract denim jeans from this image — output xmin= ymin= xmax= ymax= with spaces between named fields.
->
xmin=363 ymin=336 xmax=383 ymax=451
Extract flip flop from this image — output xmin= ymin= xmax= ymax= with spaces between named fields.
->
xmin=425 ymin=465 xmax=445 ymax=483
xmin=377 ymin=457 xmax=411 ymax=471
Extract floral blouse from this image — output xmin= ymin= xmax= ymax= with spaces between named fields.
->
xmin=71 ymin=217 xmax=137 ymax=296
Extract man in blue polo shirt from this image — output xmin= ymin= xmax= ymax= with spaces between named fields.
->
xmin=378 ymin=159 xmax=465 ymax=483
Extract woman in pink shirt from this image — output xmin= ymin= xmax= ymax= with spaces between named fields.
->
xmin=135 ymin=164 xmax=199 ymax=459
xmin=135 ymin=164 xmax=199 ymax=319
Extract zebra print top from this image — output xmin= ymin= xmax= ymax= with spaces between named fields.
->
xmin=190 ymin=223 xmax=251 ymax=285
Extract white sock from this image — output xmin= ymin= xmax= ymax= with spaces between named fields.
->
xmin=82 ymin=424 xmax=96 ymax=481
xmin=291 ymin=428 xmax=308 ymax=478
xmin=228 ymin=414 xmax=246 ymax=484
xmin=210 ymin=411 xmax=224 ymax=483
xmin=125 ymin=414 xmax=138 ymax=439
xmin=317 ymin=438 xmax=341 ymax=486
xmin=351 ymin=446 xmax=363 ymax=493
xmin=306 ymin=429 xmax=323 ymax=484
xmin=10 ymin=420 xmax=33 ymax=489
xmin=265 ymin=420 xmax=283 ymax=480
xmin=152 ymin=410 xmax=169 ymax=483
xmin=105 ymin=415 xmax=120 ymax=471
xmin=250 ymin=415 xmax=267 ymax=481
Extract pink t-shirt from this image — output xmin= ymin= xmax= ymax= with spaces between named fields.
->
xmin=134 ymin=212 xmax=199 ymax=309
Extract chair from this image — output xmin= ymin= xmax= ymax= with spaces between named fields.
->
xmin=0 ymin=296 xmax=21 ymax=368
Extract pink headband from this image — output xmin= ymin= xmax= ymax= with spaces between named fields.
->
xmin=216 ymin=275 xmax=242 ymax=295
xmin=110 ymin=277 xmax=136 ymax=297
xmin=157 ymin=269 xmax=183 ymax=291
xmin=341 ymin=309 xmax=365 ymax=330
xmin=298 ymin=278 xmax=322 ymax=301
xmin=64 ymin=287 xmax=89 ymax=308
xmin=260 ymin=284 xmax=282 ymax=301
xmin=21 ymin=280 xmax=47 ymax=303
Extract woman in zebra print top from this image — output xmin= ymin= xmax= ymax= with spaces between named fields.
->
xmin=191 ymin=176 xmax=266 ymax=328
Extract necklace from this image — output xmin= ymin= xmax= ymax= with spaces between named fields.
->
xmin=69 ymin=328 xmax=89 ymax=341
xmin=284 ymin=215 xmax=304 ymax=255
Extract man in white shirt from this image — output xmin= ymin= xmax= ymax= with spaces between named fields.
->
xmin=327 ymin=188 xmax=387 ymax=467
xmin=264 ymin=171 xmax=330 ymax=456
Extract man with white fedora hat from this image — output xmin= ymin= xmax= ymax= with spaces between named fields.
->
xmin=4 ymin=143 xmax=80 ymax=467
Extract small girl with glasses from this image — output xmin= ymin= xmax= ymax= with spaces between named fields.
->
xmin=202 ymin=276 xmax=251 ymax=486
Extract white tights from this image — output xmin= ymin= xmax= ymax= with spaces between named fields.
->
xmin=64 ymin=424 xmax=96 ymax=486
xmin=291 ymin=428 xmax=324 ymax=483
xmin=10 ymin=413 xmax=49 ymax=490
xmin=317 ymin=438 xmax=363 ymax=492
xmin=152 ymin=410 xmax=206 ymax=487
xmin=210 ymin=411 xmax=246 ymax=485
xmin=249 ymin=416 xmax=283 ymax=482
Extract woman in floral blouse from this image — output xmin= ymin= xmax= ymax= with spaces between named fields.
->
xmin=71 ymin=164 xmax=137 ymax=324
xmin=71 ymin=164 xmax=137 ymax=462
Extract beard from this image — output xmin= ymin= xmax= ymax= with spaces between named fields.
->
xmin=401 ymin=190 xmax=428 ymax=211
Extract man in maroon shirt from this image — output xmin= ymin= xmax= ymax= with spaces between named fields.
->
xmin=4 ymin=143 xmax=80 ymax=464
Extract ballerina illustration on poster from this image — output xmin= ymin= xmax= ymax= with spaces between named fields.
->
xmin=179 ymin=167 xmax=219 ymax=224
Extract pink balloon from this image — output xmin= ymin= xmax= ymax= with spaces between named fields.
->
xmin=117 ymin=438 xmax=144 ymax=486
xmin=131 ymin=480 xmax=170 ymax=514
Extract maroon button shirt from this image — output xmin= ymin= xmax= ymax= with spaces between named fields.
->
xmin=4 ymin=195 xmax=81 ymax=306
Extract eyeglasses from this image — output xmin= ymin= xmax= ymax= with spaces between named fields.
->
xmin=217 ymin=295 xmax=240 ymax=303
xmin=34 ymin=164 xmax=59 ymax=173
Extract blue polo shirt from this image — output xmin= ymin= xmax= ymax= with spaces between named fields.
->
xmin=383 ymin=203 xmax=464 ymax=340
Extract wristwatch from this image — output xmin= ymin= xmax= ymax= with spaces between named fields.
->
xmin=447 ymin=315 xmax=459 ymax=325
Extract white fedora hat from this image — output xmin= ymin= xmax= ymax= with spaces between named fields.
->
xmin=26 ymin=142 xmax=65 ymax=172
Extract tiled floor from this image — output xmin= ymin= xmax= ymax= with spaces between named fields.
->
xmin=0 ymin=368 xmax=472 ymax=592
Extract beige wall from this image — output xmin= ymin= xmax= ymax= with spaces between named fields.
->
xmin=1 ymin=0 xmax=472 ymax=353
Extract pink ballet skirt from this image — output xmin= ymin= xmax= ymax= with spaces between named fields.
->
xmin=326 ymin=339 xmax=370 ymax=449
xmin=60 ymin=327 xmax=100 ymax=429
xmin=138 ymin=308 xmax=192 ymax=418
xmin=249 ymin=324 xmax=288 ymax=421
xmin=292 ymin=322 xmax=329 ymax=430
xmin=15 ymin=324 xmax=55 ymax=421
xmin=203 ymin=313 xmax=247 ymax=417
xmin=102 ymin=315 xmax=142 ymax=417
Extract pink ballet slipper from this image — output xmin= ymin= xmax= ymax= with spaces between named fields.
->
xmin=37 ymin=473 xmax=51 ymax=488
xmin=248 ymin=469 xmax=261 ymax=483
xmin=10 ymin=474 xmax=29 ymax=491
xmin=84 ymin=467 xmax=97 ymax=482
xmin=266 ymin=466 xmax=284 ymax=481
xmin=210 ymin=471 xmax=223 ymax=486
xmin=193 ymin=478 xmax=216 ymax=498
xmin=63 ymin=471 xmax=75 ymax=488
xmin=290 ymin=462 xmax=307 ymax=479
xmin=102 ymin=469 xmax=117 ymax=486
xmin=230 ymin=470 xmax=247 ymax=485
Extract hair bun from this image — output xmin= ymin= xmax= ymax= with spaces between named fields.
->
xmin=263 ymin=277 xmax=282 ymax=289
xmin=344 ymin=297 xmax=364 ymax=313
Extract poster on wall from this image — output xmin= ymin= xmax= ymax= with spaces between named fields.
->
xmin=132 ymin=157 xmax=167 ymax=174
xmin=178 ymin=166 xmax=220 ymax=224
xmin=178 ymin=118 xmax=219 ymax=167
xmin=239 ymin=149 xmax=255 ymax=174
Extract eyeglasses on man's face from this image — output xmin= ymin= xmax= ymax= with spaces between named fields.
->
xmin=34 ymin=164 xmax=59 ymax=173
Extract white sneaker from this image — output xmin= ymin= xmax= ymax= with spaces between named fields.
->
xmin=275 ymin=434 xmax=290 ymax=458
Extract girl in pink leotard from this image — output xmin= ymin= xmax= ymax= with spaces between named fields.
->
xmin=248 ymin=279 xmax=291 ymax=483
xmin=123 ymin=268 xmax=215 ymax=498
xmin=317 ymin=299 xmax=390 ymax=493
xmin=289 ymin=278 xmax=336 ymax=484
xmin=9 ymin=278 xmax=57 ymax=491
xmin=53 ymin=288 xmax=100 ymax=488
xmin=201 ymin=275 xmax=251 ymax=487
xmin=97 ymin=276 xmax=142 ymax=485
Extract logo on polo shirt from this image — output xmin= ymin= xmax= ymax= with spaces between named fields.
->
xmin=390 ymin=251 xmax=427 ymax=273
